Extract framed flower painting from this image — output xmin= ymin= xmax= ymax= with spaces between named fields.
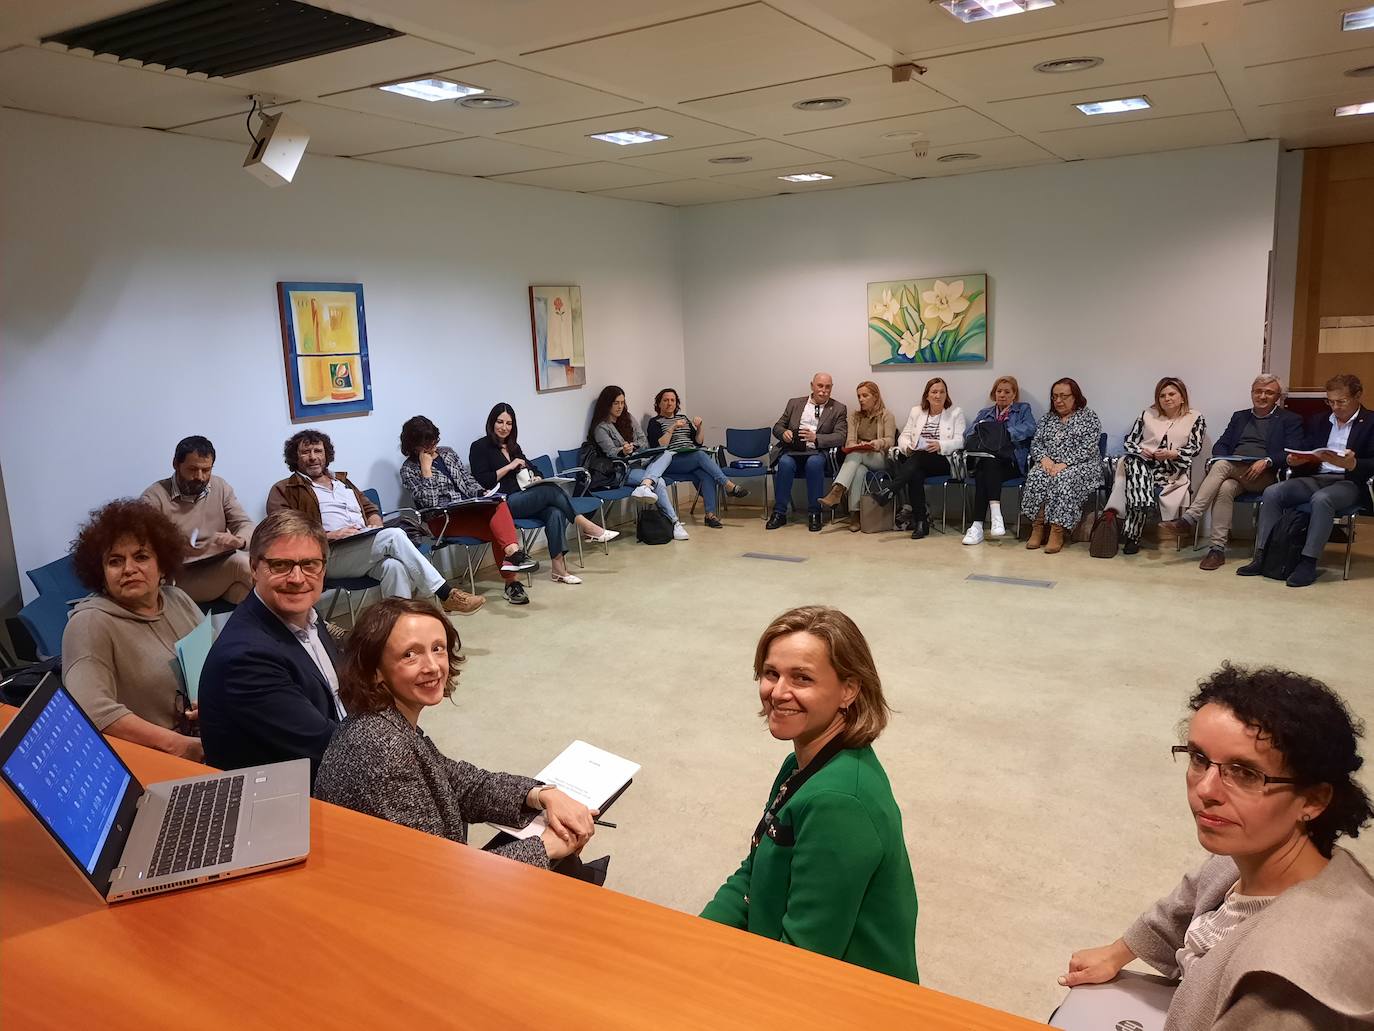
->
xmin=868 ymin=274 xmax=988 ymax=366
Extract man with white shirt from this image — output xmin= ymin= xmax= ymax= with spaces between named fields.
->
xmin=1239 ymin=374 xmax=1374 ymax=588
xmin=767 ymin=373 xmax=849 ymax=532
xmin=266 ymin=429 xmax=482 ymax=614
xmin=199 ymin=510 xmax=345 ymax=780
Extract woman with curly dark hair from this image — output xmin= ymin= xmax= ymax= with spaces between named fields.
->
xmin=1059 ymin=664 xmax=1374 ymax=1029
xmin=62 ymin=499 xmax=205 ymax=761
xmin=313 ymin=598 xmax=602 ymax=876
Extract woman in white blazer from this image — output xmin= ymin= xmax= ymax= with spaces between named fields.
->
xmin=883 ymin=378 xmax=965 ymax=539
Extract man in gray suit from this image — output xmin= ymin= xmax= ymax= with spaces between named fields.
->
xmin=767 ymin=372 xmax=849 ymax=532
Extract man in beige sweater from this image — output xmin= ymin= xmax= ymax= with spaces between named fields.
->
xmin=142 ymin=435 xmax=255 ymax=606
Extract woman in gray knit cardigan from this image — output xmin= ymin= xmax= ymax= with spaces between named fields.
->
xmin=314 ymin=598 xmax=597 ymax=870
xmin=1059 ymin=664 xmax=1374 ymax=1029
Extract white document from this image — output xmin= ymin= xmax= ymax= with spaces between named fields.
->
xmin=1285 ymin=447 xmax=1346 ymax=459
xmin=489 ymin=740 xmax=640 ymax=840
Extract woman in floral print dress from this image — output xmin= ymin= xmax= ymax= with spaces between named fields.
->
xmin=1020 ymin=377 xmax=1103 ymax=554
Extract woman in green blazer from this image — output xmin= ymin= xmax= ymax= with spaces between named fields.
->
xmin=701 ymin=606 xmax=918 ymax=982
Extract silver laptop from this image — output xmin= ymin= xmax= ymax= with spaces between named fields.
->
xmin=0 ymin=674 xmax=310 ymax=902
xmin=1050 ymin=970 xmax=1177 ymax=1031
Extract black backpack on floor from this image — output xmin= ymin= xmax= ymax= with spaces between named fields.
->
xmin=636 ymin=506 xmax=674 ymax=545
xmin=1261 ymin=510 xmax=1310 ymax=580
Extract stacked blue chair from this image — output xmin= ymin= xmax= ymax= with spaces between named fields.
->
xmin=20 ymin=555 xmax=90 ymax=660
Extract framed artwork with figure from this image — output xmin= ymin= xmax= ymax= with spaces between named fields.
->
xmin=529 ymin=285 xmax=586 ymax=392
xmin=277 ymin=281 xmax=373 ymax=420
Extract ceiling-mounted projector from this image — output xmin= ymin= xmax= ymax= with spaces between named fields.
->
xmin=243 ymin=110 xmax=309 ymax=187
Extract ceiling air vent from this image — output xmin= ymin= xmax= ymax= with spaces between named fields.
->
xmin=41 ymin=0 xmax=403 ymax=79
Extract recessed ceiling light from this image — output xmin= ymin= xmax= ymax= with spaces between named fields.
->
xmin=1341 ymin=5 xmax=1374 ymax=31
xmin=936 ymin=0 xmax=1056 ymax=24
xmin=1346 ymin=64 xmax=1374 ymax=77
xmin=1335 ymin=101 xmax=1374 ymax=116
xmin=460 ymin=95 xmax=518 ymax=109
xmin=588 ymin=128 xmax=671 ymax=145
xmin=708 ymin=155 xmax=752 ymax=164
xmin=1034 ymin=56 xmax=1104 ymax=74
xmin=881 ymin=130 xmax=925 ymax=141
xmin=379 ymin=78 xmax=484 ymax=102
xmin=1076 ymin=96 xmax=1152 ymax=115
xmin=937 ymin=152 xmax=981 ymax=162
xmin=792 ymin=97 xmax=850 ymax=111
xmin=778 ymin=172 xmax=834 ymax=182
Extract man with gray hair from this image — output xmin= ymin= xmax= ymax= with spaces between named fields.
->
xmin=767 ymin=372 xmax=848 ymax=532
xmin=1160 ymin=374 xmax=1302 ymax=569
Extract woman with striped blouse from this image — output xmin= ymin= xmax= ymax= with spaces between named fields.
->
xmin=647 ymin=387 xmax=749 ymax=529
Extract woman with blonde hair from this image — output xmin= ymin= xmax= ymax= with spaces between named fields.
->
xmin=819 ymin=380 xmax=896 ymax=530
xmin=701 ymin=605 xmax=918 ymax=982
xmin=1104 ymin=376 xmax=1207 ymax=554
xmin=961 ymin=375 xmax=1037 ymax=545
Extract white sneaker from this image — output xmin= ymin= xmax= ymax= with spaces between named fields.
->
xmin=962 ymin=521 xmax=985 ymax=546
xmin=989 ymin=512 xmax=1007 ymax=538
xmin=673 ymin=521 xmax=690 ymax=541
xmin=632 ymin=482 xmax=657 ymax=501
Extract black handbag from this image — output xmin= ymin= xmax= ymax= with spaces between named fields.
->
xmin=966 ymin=419 xmax=1014 ymax=461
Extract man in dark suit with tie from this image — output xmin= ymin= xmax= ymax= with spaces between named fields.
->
xmin=767 ymin=372 xmax=849 ymax=532
xmin=199 ymin=509 xmax=344 ymax=779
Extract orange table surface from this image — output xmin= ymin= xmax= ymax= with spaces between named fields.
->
xmin=1 ymin=707 xmax=1041 ymax=1030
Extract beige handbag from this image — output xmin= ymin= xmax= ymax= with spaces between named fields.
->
xmin=858 ymin=494 xmax=895 ymax=533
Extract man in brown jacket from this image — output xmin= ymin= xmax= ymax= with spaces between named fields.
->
xmin=142 ymin=435 xmax=255 ymax=605
xmin=267 ymin=429 xmax=482 ymax=614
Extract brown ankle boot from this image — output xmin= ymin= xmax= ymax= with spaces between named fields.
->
xmin=1045 ymin=525 xmax=1066 ymax=554
xmin=819 ymin=484 xmax=845 ymax=510
xmin=1026 ymin=517 xmax=1046 ymax=550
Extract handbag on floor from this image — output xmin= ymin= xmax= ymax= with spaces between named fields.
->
xmin=858 ymin=493 xmax=894 ymax=533
xmin=1088 ymin=509 xmax=1119 ymax=558
xmin=1260 ymin=510 xmax=1310 ymax=580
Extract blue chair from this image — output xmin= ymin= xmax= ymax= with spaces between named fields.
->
xmin=323 ymin=488 xmax=384 ymax=622
xmin=25 ymin=555 xmax=87 ymax=602
xmin=17 ymin=594 xmax=69 ymax=659
xmin=723 ymin=428 xmax=772 ymax=514
xmin=532 ymin=453 xmax=600 ymax=566
xmin=561 ymin=446 xmax=636 ymax=529
xmin=885 ymin=450 xmax=963 ymax=533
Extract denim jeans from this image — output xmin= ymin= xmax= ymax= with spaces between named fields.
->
xmin=774 ymin=451 xmax=827 ymax=514
xmin=506 ymin=482 xmax=574 ymax=558
xmin=665 ymin=450 xmax=729 ymax=514
xmin=627 ymin=449 xmax=677 ymax=521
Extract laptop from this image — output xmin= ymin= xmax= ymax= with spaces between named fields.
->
xmin=1049 ymin=970 xmax=1177 ymax=1031
xmin=0 ymin=674 xmax=310 ymax=903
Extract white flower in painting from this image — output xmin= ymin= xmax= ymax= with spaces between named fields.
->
xmin=898 ymin=330 xmax=921 ymax=359
xmin=921 ymin=280 xmax=969 ymax=327
xmin=870 ymin=288 xmax=901 ymax=324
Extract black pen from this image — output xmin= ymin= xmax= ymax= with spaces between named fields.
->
xmin=594 ymin=819 xmax=617 ymax=829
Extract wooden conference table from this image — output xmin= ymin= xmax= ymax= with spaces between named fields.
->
xmin=1 ymin=710 xmax=1041 ymax=1030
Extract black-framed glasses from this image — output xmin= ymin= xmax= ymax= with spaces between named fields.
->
xmin=1171 ymin=746 xmax=1298 ymax=794
xmin=261 ymin=558 xmax=325 ymax=577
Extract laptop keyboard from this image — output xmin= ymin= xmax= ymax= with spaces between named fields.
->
xmin=148 ymin=776 xmax=244 ymax=877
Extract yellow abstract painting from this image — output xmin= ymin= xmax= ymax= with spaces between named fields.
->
xmin=278 ymin=282 xmax=372 ymax=419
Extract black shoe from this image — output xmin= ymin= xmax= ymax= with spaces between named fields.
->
xmin=910 ymin=519 xmax=929 ymax=540
xmin=500 ymin=549 xmax=538 ymax=573
xmin=704 ymin=514 xmax=723 ymax=529
xmin=1123 ymin=539 xmax=1140 ymax=555
xmin=873 ymin=488 xmax=894 ymax=507
xmin=1285 ymin=557 xmax=1319 ymax=588
xmin=504 ymin=581 xmax=529 ymax=605
xmin=808 ymin=513 xmax=822 ymax=532
xmin=765 ymin=511 xmax=787 ymax=530
xmin=726 ymin=484 xmax=750 ymax=499
xmin=1236 ymin=551 xmax=1265 ymax=576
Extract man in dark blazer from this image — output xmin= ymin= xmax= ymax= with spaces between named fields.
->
xmin=1161 ymin=374 xmax=1303 ymax=570
xmin=1239 ymin=373 xmax=1374 ymax=587
xmin=199 ymin=510 xmax=344 ymax=779
xmin=767 ymin=372 xmax=848 ymax=532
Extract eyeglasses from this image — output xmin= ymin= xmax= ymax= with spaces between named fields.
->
xmin=1324 ymin=397 xmax=1354 ymax=407
xmin=261 ymin=558 xmax=325 ymax=577
xmin=1171 ymin=746 xmax=1298 ymax=794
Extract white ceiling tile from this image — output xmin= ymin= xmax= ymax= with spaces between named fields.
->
xmin=781 ymin=106 xmax=1013 ymax=158
xmin=1036 ymin=109 xmax=1247 ymax=160
xmin=680 ymin=66 xmax=953 ymax=135
xmin=486 ymin=161 xmax=677 ymax=192
xmin=0 ymin=45 xmax=252 ymax=127
xmin=806 ymin=0 xmax=1166 ymax=58
xmin=496 ymin=107 xmax=750 ymax=160
xmin=1245 ymin=46 xmax=1374 ymax=107
xmin=1240 ymin=0 xmax=1374 ymax=66
xmin=919 ymin=20 xmax=1213 ymax=103
xmin=860 ymin=136 xmax=1059 ymax=177
xmin=617 ymin=139 xmax=834 ymax=175
xmin=591 ymin=178 xmax=771 ymax=205
xmin=708 ymin=159 xmax=905 ymax=192
xmin=518 ymin=3 xmax=873 ymax=102
xmin=1248 ymin=90 xmax=1374 ymax=148
xmin=318 ymin=60 xmax=641 ymax=134
xmin=357 ymin=136 xmax=580 ymax=176
xmin=170 ymin=101 xmax=460 ymax=157
xmin=987 ymin=72 xmax=1231 ymax=133
xmin=220 ymin=36 xmax=476 ymax=102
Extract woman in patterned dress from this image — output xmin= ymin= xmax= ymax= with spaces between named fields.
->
xmin=1104 ymin=377 xmax=1207 ymax=554
xmin=1020 ymin=377 xmax=1102 ymax=554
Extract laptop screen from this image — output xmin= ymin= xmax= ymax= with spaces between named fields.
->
xmin=2 ymin=683 xmax=133 ymax=874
